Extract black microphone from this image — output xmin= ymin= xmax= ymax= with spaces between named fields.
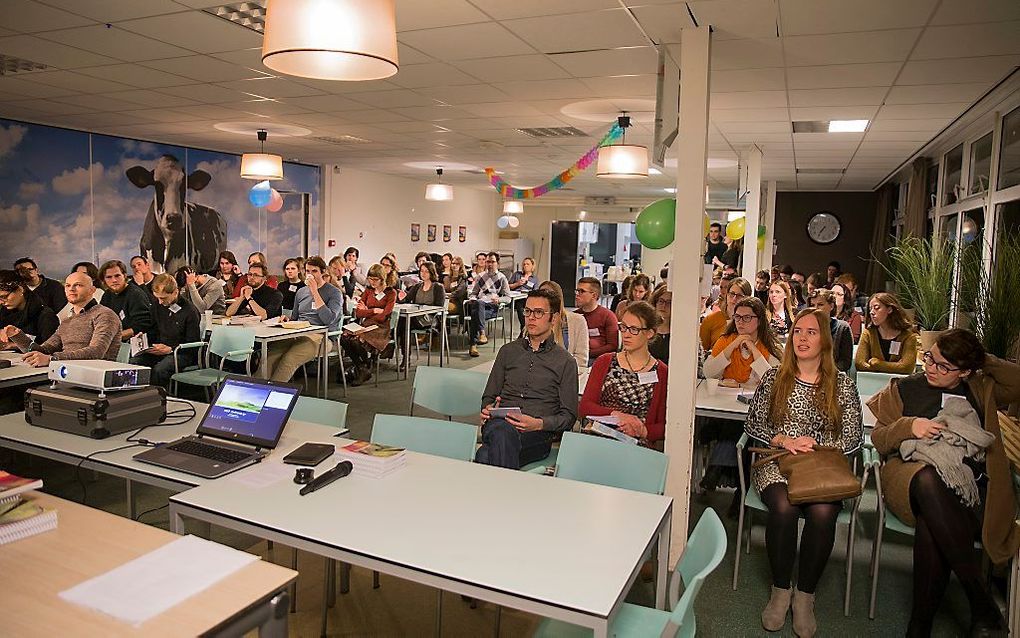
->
xmin=299 ymin=460 xmax=353 ymax=496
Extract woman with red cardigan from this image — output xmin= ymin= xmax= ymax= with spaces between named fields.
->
xmin=580 ymin=301 xmax=668 ymax=444
xmin=340 ymin=263 xmax=396 ymax=386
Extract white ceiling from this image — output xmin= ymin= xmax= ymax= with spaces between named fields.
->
xmin=0 ymin=0 xmax=1017 ymax=199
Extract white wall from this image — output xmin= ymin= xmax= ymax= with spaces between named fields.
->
xmin=322 ymin=166 xmax=499 ymax=267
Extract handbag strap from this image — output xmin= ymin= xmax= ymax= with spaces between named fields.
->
xmin=749 ymin=447 xmax=789 ymax=469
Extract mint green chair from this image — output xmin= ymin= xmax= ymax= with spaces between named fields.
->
xmin=292 ymin=396 xmax=348 ymax=432
xmin=550 ymin=431 xmax=669 ymax=495
xmin=116 ymin=342 xmax=130 ymax=363
xmin=409 ymin=366 xmax=488 ymax=419
xmin=856 ymin=371 xmax=904 ymax=397
xmin=533 ymin=508 xmax=727 ymax=638
xmin=371 ymin=414 xmax=476 ymax=461
xmin=169 ymin=327 xmax=255 ymax=400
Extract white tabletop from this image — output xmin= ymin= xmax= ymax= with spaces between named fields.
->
xmin=0 ymin=351 xmax=48 ymax=387
xmin=394 ymin=303 xmax=444 ymax=316
xmin=695 ymin=379 xmax=877 ymax=427
xmin=171 ymin=448 xmax=671 ymax=618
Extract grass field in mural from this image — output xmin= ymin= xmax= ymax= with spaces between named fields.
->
xmin=0 ymin=118 xmax=319 ymax=278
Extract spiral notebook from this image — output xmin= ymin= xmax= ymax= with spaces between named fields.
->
xmin=0 ymin=498 xmax=58 ymax=545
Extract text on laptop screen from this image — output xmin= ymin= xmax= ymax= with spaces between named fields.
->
xmin=203 ymin=378 xmax=299 ymax=442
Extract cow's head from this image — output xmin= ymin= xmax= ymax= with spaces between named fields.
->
xmin=126 ymin=154 xmax=211 ymax=235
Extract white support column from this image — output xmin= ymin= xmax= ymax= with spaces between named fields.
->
xmin=664 ymin=24 xmax=711 ymax=566
xmin=741 ymin=146 xmax=762 ymax=276
xmin=760 ymin=180 xmax=777 ymax=271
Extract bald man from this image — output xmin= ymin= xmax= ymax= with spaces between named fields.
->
xmin=2 ymin=271 xmax=121 ymax=367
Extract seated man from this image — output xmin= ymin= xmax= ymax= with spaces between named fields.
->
xmin=475 ymin=289 xmax=578 ymax=469
xmin=100 ymin=259 xmax=152 ymax=342
xmin=176 ymin=267 xmax=226 ymax=315
xmin=2 ymin=271 xmax=121 ymax=366
xmin=0 ymin=270 xmax=58 ymax=348
xmin=265 ymin=256 xmax=344 ymax=382
xmin=225 ymin=262 xmax=283 ymax=320
xmin=14 ymin=257 xmax=66 ymax=312
xmin=465 ymin=251 xmax=509 ymax=357
xmin=130 ymin=274 xmax=201 ymax=388
xmin=130 ymin=255 xmax=156 ymax=296
xmin=574 ymin=277 xmax=619 ymax=365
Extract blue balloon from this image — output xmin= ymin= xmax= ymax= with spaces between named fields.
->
xmin=249 ymin=183 xmax=272 ymax=207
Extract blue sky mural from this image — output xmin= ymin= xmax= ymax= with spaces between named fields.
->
xmin=0 ymin=118 xmax=320 ymax=278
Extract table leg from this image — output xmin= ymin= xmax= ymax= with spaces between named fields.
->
xmin=260 ymin=340 xmax=269 ymax=379
xmin=126 ymin=479 xmax=136 ymax=519
xmin=1009 ymin=548 xmax=1020 ymax=635
xmin=262 ymin=589 xmax=290 ymax=638
xmin=655 ymin=512 xmax=671 ymax=610
xmin=441 ymin=312 xmax=447 ymax=367
xmin=170 ymin=507 xmax=184 ymax=534
xmin=404 ymin=313 xmax=411 ymax=379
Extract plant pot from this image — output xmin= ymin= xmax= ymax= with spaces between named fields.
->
xmin=918 ymin=330 xmax=943 ymax=357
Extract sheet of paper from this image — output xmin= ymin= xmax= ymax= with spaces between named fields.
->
xmin=262 ymin=316 xmax=283 ymax=327
xmin=229 ymin=462 xmax=295 ymax=489
xmin=589 ymin=414 xmax=620 ymax=425
xmin=59 ymin=535 xmax=258 ymax=627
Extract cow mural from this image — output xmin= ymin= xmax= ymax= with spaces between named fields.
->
xmin=126 ymin=154 xmax=227 ymax=274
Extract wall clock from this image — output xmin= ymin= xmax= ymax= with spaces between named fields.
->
xmin=806 ymin=211 xmax=841 ymax=244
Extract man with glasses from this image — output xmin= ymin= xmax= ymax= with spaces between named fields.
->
xmin=99 ymin=259 xmax=153 ymax=342
xmin=225 ymin=262 xmax=283 ymax=320
xmin=13 ymin=257 xmax=65 ymax=313
xmin=574 ymin=276 xmax=619 ymax=366
xmin=466 ymin=251 xmax=510 ymax=357
xmin=476 ymin=289 xmax=578 ymax=469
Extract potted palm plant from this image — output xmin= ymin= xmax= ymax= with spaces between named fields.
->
xmin=881 ymin=235 xmax=955 ymax=352
xmin=972 ymin=230 xmax=1020 ymax=362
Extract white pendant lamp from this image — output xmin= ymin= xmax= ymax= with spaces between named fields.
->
xmin=262 ymin=0 xmax=399 ymax=82
xmin=425 ymin=168 xmax=453 ymax=201
xmin=597 ymin=115 xmax=648 ymax=179
xmin=240 ymin=130 xmax=284 ymax=180
xmin=503 ymin=200 xmax=523 ymax=214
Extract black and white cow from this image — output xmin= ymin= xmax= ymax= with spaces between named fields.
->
xmin=126 ymin=154 xmax=227 ymax=275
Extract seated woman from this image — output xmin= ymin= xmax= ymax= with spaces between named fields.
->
xmin=445 ymin=256 xmax=468 ymax=315
xmin=580 ymin=301 xmax=667 ymax=445
xmin=128 ymin=274 xmax=201 ymax=389
xmin=0 ymin=270 xmax=58 ymax=348
xmin=789 ymin=280 xmax=807 ymax=312
xmin=615 ymin=273 xmax=651 ymax=321
xmin=855 ymin=292 xmax=918 ymax=374
xmin=745 ymin=308 xmax=863 ymax=637
xmin=214 ymin=250 xmax=241 ymax=298
xmin=831 ymin=282 xmax=863 ymax=342
xmin=509 ymin=257 xmax=539 ymax=333
xmin=766 ymin=280 xmax=795 ymax=339
xmin=538 ymin=280 xmax=588 ymax=369
xmin=380 ymin=252 xmax=405 ymax=300
xmin=700 ymin=276 xmax=753 ymax=352
xmin=648 ymin=285 xmax=672 ymax=364
xmin=704 ymin=297 xmax=782 ymax=384
xmin=397 ymin=260 xmax=445 ymax=371
xmin=868 ymin=329 xmax=1020 ymax=636
xmin=808 ymin=288 xmax=854 ymax=372
xmin=278 ymin=258 xmax=306 ymax=312
xmin=340 ymin=264 xmax=396 ymax=386
xmin=609 ymin=275 xmax=633 ymax=315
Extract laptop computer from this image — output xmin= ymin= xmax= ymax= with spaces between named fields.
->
xmin=134 ymin=376 xmax=300 ymax=479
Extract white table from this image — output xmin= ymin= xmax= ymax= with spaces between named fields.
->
xmin=0 ymin=351 xmax=48 ymax=389
xmin=694 ymin=379 xmax=878 ymax=427
xmin=393 ymin=304 xmax=447 ymax=379
xmin=211 ymin=322 xmax=329 ymax=396
xmin=170 ymin=449 xmax=672 ymax=638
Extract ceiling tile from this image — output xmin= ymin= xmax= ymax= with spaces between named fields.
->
xmin=785 ymin=63 xmax=900 ymax=90
xmin=885 ymin=83 xmax=991 ymax=105
xmin=288 ymin=94 xmax=371 ymax=113
xmin=788 ymin=87 xmax=887 ymax=107
xmin=714 ymin=121 xmax=791 ymax=134
xmin=395 ymin=0 xmax=489 ymax=31
xmin=548 ymin=47 xmax=657 ymax=78
xmin=1 ymin=0 xmax=96 ymax=32
xmin=896 ymin=55 xmax=1020 ymax=85
xmin=388 ymin=63 xmax=485 ymax=89
xmin=117 ymin=12 xmax=263 ymax=54
xmin=399 ymin=23 xmax=535 ymax=61
xmin=0 ymin=34 xmax=118 ymax=68
xmin=711 ymin=68 xmax=786 ymax=92
xmin=1 ymin=98 xmax=95 ymax=115
xmin=18 ymin=70 xmax=131 ymax=94
xmin=0 ymin=75 xmax=79 ymax=99
xmin=347 ymin=89 xmax=436 ymax=109
xmin=863 ymin=130 xmax=934 ymax=142
xmin=224 ymin=100 xmax=312 ymax=117
xmin=156 ymin=83 xmax=252 ymax=104
xmin=340 ymin=110 xmax=413 ymax=124
xmin=912 ymin=22 xmax=1020 ymax=60
xmin=712 ymin=91 xmax=788 ymax=109
xmin=215 ymin=77 xmax=327 ymax=99
xmin=930 ymin=1 xmax=1020 ymax=25
xmin=723 ymin=132 xmax=792 ymax=143
xmin=142 ymin=56 xmax=271 ymax=83
xmin=578 ymin=74 xmax=657 ymax=97
xmin=783 ymin=30 xmax=921 ymax=66
xmin=788 ymin=105 xmax=880 ymax=120
xmin=779 ymin=0 xmax=936 ymax=35
xmin=37 ymin=0 xmax=184 ymax=21
xmin=501 ymin=10 xmax=648 ymax=54
xmin=685 ymin=1 xmax=780 ymax=40
xmin=58 ymin=93 xmax=150 ymax=111
xmin=38 ymin=24 xmax=193 ymax=61
xmin=712 ymin=108 xmax=790 ymax=122
xmin=74 ymin=64 xmax=194 ymax=89
xmin=876 ymin=102 xmax=972 ymax=119
xmin=628 ymin=4 xmax=697 ymax=43
xmin=459 ymin=102 xmax=546 ymax=118
xmin=452 ymin=55 xmax=569 ymax=84
xmin=492 ymin=78 xmax=596 ymax=101
xmin=467 ymin=0 xmax=618 ymax=20
xmin=416 ymin=84 xmax=512 ymax=105
xmin=210 ymin=48 xmax=266 ymax=70
xmin=708 ymin=39 xmax=784 ymax=70
xmin=868 ymin=117 xmax=951 ymax=132
xmin=102 ymin=89 xmax=199 ymax=108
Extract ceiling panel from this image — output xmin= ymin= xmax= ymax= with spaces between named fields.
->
xmin=897 ymin=55 xmax=1020 ymax=85
xmin=452 ymin=55 xmax=570 ymax=83
xmin=548 ymin=47 xmax=657 ymax=78
xmin=686 ymin=1 xmax=779 ymax=40
xmin=215 ymin=77 xmax=326 ymax=99
xmin=37 ymin=0 xmax=185 ymax=22
xmin=467 ymin=0 xmax=619 ymax=21
xmin=578 ymin=75 xmax=657 ymax=97
xmin=0 ymin=34 xmax=118 ymax=68
xmin=394 ymin=0 xmax=489 ymax=31
xmin=156 ymin=83 xmax=253 ymax=104
xmin=0 ymin=76 xmax=82 ymax=99
xmin=779 ymin=0 xmax=936 ymax=35
xmin=712 ymin=91 xmax=788 ymax=109
xmin=142 ymin=56 xmax=271 ymax=83
xmin=501 ymin=10 xmax=648 ymax=54
xmin=38 ymin=25 xmax=193 ymax=61
xmin=712 ymin=108 xmax=790 ymax=122
xmin=885 ymin=83 xmax=992 ymax=105
xmin=2 ymin=0 xmax=96 ymax=32
xmin=74 ymin=64 xmax=194 ymax=89
xmin=783 ymin=30 xmax=921 ymax=66
xmin=387 ymin=62 xmax=483 ymax=88
xmin=711 ymin=68 xmax=786 ymax=92
xmin=876 ymin=102 xmax=973 ymax=119
xmin=117 ymin=13 xmax=264 ymax=53
xmin=868 ymin=117 xmax=951 ymax=132
xmin=102 ymin=89 xmax=200 ymax=108
xmin=18 ymin=70 xmax=130 ymax=94
xmin=399 ymin=23 xmax=535 ymax=60
xmin=930 ymin=2 xmax=1020 ymax=25
xmin=785 ymin=63 xmax=900 ymax=90
xmin=416 ymin=84 xmax=514 ymax=104
xmin=912 ymin=22 xmax=1020 ymax=60
xmin=788 ymin=87 xmax=887 ymax=107
xmin=788 ymin=106 xmax=880 ymax=120
xmin=708 ymin=38 xmax=784 ymax=70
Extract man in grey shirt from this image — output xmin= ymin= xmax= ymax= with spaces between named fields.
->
xmin=476 ymin=289 xmax=578 ymax=469
xmin=177 ymin=267 xmax=226 ymax=315
xmin=466 ymin=251 xmax=510 ymax=357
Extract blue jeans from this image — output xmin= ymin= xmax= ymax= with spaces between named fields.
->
xmin=466 ymin=300 xmax=498 ymax=344
xmin=474 ymin=417 xmax=553 ymax=470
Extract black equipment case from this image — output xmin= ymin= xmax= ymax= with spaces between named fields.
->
xmin=24 ymin=385 xmax=167 ymax=439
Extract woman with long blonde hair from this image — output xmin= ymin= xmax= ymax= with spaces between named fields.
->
xmin=744 ymin=308 xmax=863 ymax=636
xmin=766 ymin=280 xmax=795 ymax=338
xmin=854 ymin=291 xmax=918 ymax=374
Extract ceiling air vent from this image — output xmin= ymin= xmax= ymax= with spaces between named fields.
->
xmin=204 ymin=2 xmax=267 ymax=33
xmin=516 ymin=126 xmax=588 ymax=139
xmin=796 ymin=168 xmax=846 ymax=174
xmin=792 ymin=121 xmax=829 ymax=133
xmin=0 ymin=54 xmax=49 ymax=75
xmin=313 ymin=135 xmax=372 ymax=145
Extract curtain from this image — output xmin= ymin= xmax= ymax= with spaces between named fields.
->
xmin=866 ymin=183 xmax=896 ymax=294
xmin=903 ymin=157 xmax=929 ymax=238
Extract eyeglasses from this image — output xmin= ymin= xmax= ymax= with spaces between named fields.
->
xmin=522 ymin=307 xmax=548 ymax=318
xmin=726 ymin=291 xmax=743 ymax=299
xmin=655 ymin=298 xmax=672 ymax=306
xmin=618 ymin=322 xmax=649 ymax=335
xmin=732 ymin=313 xmax=757 ymax=323
xmin=922 ymin=351 xmax=960 ymax=375
xmin=247 ymin=272 xmax=264 ymax=278
xmin=574 ymin=288 xmax=594 ymax=296
xmin=15 ymin=265 xmax=36 ymax=273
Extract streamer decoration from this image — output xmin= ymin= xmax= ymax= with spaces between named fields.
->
xmin=484 ymin=122 xmax=623 ymax=199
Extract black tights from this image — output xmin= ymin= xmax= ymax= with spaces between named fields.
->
xmin=908 ymin=466 xmax=993 ymax=634
xmin=761 ymin=483 xmax=841 ymax=593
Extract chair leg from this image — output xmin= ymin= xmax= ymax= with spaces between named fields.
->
xmin=845 ymin=506 xmax=856 ymax=617
xmin=373 ymin=570 xmax=380 ymax=589
xmin=494 ymin=605 xmax=502 ymax=637
xmin=339 ymin=562 xmax=350 ymax=595
xmin=320 ymin=563 xmax=330 ymax=638
xmin=732 ymin=503 xmax=746 ymax=590
xmin=745 ymin=511 xmax=753 ymax=554
xmin=326 ymin=558 xmax=336 ymax=607
xmin=436 ymin=589 xmax=443 ymax=637
xmin=869 ymin=524 xmax=885 ymax=619
xmin=290 ymin=549 xmax=298 ymax=613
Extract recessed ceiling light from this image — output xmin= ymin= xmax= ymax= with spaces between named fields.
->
xmin=828 ymin=120 xmax=869 ymax=133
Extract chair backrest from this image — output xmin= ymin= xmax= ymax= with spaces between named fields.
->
xmin=410 ymin=366 xmax=488 ymax=418
xmin=208 ymin=326 xmax=256 ymax=362
xmin=554 ymin=432 xmax=669 ymax=494
xmin=371 ymin=414 xmax=476 ymax=461
xmin=292 ymin=396 xmax=348 ymax=430
xmin=117 ymin=342 xmax=131 ymax=363
xmin=856 ymin=371 xmax=903 ymax=397
xmin=667 ymin=509 xmax=727 ymax=634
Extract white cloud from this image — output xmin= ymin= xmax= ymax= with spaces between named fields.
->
xmin=119 ymin=139 xmax=160 ymax=157
xmin=0 ymin=124 xmax=27 ymax=160
xmin=52 ymin=163 xmax=105 ymax=196
xmin=18 ymin=181 xmax=45 ymax=200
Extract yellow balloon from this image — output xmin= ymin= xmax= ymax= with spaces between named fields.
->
xmin=703 ymin=212 xmax=710 ymax=236
xmin=726 ymin=217 xmax=746 ymax=240
xmin=757 ymin=235 xmax=766 ymax=251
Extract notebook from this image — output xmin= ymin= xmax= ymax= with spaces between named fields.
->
xmin=134 ymin=376 xmax=300 ymax=479
xmin=0 ymin=497 xmax=58 ymax=545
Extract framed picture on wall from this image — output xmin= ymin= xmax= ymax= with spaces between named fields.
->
xmin=427 ymin=224 xmax=436 ymax=242
xmin=410 ymin=223 xmax=420 ymax=242
xmin=458 ymin=225 xmax=467 ymax=243
xmin=443 ymin=225 xmax=452 ymax=242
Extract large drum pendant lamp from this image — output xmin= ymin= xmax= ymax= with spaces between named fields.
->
xmin=262 ymin=0 xmax=399 ymax=82
xmin=597 ymin=115 xmax=648 ymax=179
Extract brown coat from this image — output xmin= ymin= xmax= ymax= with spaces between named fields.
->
xmin=868 ymin=355 xmax=1020 ymax=565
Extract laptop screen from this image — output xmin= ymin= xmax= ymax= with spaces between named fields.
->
xmin=197 ymin=377 xmax=300 ymax=449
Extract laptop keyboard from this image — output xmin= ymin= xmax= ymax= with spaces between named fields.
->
xmin=167 ymin=440 xmax=250 ymax=465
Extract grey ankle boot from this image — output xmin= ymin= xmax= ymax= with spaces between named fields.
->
xmin=761 ymin=586 xmax=792 ymax=632
xmin=792 ymin=589 xmax=817 ymax=637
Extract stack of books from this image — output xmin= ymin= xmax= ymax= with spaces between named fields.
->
xmin=337 ymin=441 xmax=407 ymax=478
xmin=0 ymin=471 xmax=57 ymax=545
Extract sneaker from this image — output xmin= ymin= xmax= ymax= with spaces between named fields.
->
xmin=477 ymin=332 xmax=488 ymax=345
xmin=469 ymin=345 xmax=479 ymax=357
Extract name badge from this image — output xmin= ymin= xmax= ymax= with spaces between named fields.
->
xmin=889 ymin=341 xmax=901 ymax=356
xmin=588 ymin=328 xmax=600 ymax=337
xmin=289 ymin=285 xmax=298 ymax=292
xmin=854 ymin=306 xmax=863 ymax=314
xmin=119 ymin=309 xmax=126 ymax=320
xmin=169 ymin=303 xmax=181 ymax=314
xmin=637 ymin=371 xmax=658 ymax=385
xmin=375 ymin=292 xmax=385 ymax=301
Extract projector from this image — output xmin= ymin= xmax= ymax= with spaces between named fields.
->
xmin=48 ymin=360 xmax=150 ymax=393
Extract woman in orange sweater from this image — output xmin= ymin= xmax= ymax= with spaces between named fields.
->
xmin=699 ymin=277 xmax=752 ymax=352
xmin=704 ymin=297 xmax=782 ymax=384
xmin=341 ymin=263 xmax=396 ymax=385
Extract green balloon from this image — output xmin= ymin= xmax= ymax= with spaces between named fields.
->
xmin=636 ymin=198 xmax=675 ymax=249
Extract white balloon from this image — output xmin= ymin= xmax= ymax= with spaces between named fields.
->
xmin=507 ymin=215 xmax=520 ymax=228
xmin=496 ymin=215 xmax=510 ymax=229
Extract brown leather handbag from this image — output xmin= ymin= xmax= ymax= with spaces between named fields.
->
xmin=751 ymin=446 xmax=862 ymax=504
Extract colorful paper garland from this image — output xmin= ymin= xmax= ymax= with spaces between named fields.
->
xmin=484 ymin=123 xmax=623 ymax=199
